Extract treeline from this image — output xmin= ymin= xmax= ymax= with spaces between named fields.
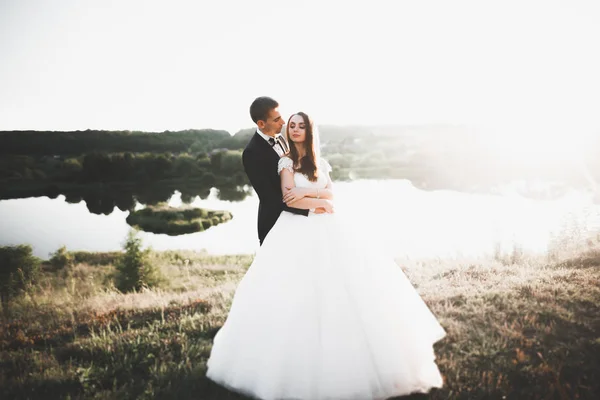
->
xmin=0 ymin=126 xmax=403 ymax=158
xmin=2 ymin=126 xmax=598 ymax=197
xmin=0 ymin=129 xmax=252 ymax=156
xmin=0 ymin=150 xmax=247 ymax=186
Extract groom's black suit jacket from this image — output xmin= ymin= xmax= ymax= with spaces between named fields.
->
xmin=242 ymin=132 xmax=309 ymax=245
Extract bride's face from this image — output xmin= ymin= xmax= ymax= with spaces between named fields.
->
xmin=287 ymin=114 xmax=306 ymax=144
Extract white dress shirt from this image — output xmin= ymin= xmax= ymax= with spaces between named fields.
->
xmin=257 ymin=129 xmax=287 ymax=157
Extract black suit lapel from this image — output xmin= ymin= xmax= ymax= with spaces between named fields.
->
xmin=252 ymin=131 xmax=280 ymax=163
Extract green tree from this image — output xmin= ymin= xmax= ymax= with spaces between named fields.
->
xmin=0 ymin=245 xmax=40 ymax=315
xmin=200 ymin=172 xmax=216 ymax=187
xmin=140 ymin=153 xmax=172 ymax=180
xmin=110 ymin=152 xmax=135 ymax=180
xmin=49 ymin=245 xmax=74 ymax=270
xmin=115 ymin=230 xmax=163 ymax=292
xmin=219 ymin=150 xmax=244 ymax=175
xmin=173 ymin=154 xmax=199 ymax=177
xmin=82 ymin=152 xmax=112 ymax=181
xmin=61 ymin=157 xmax=83 ymax=173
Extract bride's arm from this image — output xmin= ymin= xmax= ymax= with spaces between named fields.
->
xmin=284 ymin=177 xmax=334 ymax=207
xmin=283 ymin=184 xmax=333 ymax=203
xmin=282 ymin=158 xmax=334 ymax=204
xmin=280 ymin=168 xmax=332 ymax=210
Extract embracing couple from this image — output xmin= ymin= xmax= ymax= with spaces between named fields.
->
xmin=206 ymin=96 xmax=446 ymax=400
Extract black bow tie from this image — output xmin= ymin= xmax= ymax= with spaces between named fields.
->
xmin=268 ymin=136 xmax=279 ymax=146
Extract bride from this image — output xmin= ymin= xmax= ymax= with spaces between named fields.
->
xmin=206 ymin=112 xmax=446 ymax=400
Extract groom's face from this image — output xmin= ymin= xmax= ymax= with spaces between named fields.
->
xmin=260 ymin=107 xmax=284 ymax=136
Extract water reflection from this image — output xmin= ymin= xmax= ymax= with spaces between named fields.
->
xmin=1 ymin=180 xmax=599 ymax=260
xmin=8 ymin=181 xmax=253 ymax=215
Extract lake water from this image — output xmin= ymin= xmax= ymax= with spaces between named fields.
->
xmin=1 ymin=179 xmax=599 ymax=260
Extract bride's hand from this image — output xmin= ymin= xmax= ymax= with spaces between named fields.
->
xmin=283 ymin=187 xmax=306 ymax=205
xmin=321 ymin=199 xmax=335 ymax=213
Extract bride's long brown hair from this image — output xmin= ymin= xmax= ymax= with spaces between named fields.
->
xmin=286 ymin=112 xmax=318 ymax=182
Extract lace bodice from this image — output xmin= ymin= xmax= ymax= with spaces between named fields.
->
xmin=278 ymin=156 xmax=332 ymax=189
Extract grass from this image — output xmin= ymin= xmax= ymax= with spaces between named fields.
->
xmin=125 ymin=204 xmax=233 ymax=236
xmin=0 ymin=244 xmax=599 ymax=399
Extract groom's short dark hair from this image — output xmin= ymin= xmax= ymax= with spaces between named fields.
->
xmin=250 ymin=96 xmax=279 ymax=124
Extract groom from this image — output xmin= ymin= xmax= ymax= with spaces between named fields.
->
xmin=242 ymin=96 xmax=309 ymax=245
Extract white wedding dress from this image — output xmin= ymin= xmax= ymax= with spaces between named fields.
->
xmin=206 ymin=157 xmax=446 ymax=400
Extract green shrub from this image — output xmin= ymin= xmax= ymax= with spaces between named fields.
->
xmin=70 ymin=251 xmax=121 ymax=266
xmin=115 ymin=230 xmax=164 ymax=293
xmin=0 ymin=245 xmax=40 ymax=314
xmin=49 ymin=246 xmax=73 ymax=269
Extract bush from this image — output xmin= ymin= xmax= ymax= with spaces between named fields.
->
xmin=61 ymin=157 xmax=82 ymax=172
xmin=0 ymin=245 xmax=41 ymax=314
xmin=220 ymin=150 xmax=244 ymax=174
xmin=49 ymin=245 xmax=73 ymax=270
xmin=70 ymin=251 xmax=121 ymax=266
xmin=115 ymin=230 xmax=164 ymax=293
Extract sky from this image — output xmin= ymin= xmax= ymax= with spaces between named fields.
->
xmin=1 ymin=0 xmax=599 ymax=136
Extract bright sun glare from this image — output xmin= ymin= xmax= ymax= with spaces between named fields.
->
xmin=481 ymin=123 xmax=594 ymax=165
